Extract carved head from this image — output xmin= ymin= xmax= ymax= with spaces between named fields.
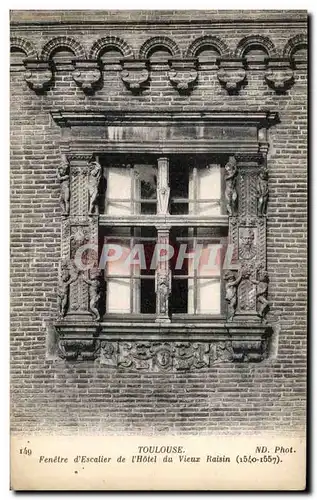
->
xmin=59 ymin=155 xmax=69 ymax=175
xmin=258 ymin=269 xmax=269 ymax=282
xmin=241 ymin=229 xmax=255 ymax=249
xmin=224 ymin=270 xmax=237 ymax=283
xmin=260 ymin=168 xmax=269 ymax=180
xmin=225 ymin=155 xmax=237 ymax=174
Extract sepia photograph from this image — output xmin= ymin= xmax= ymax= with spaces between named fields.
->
xmin=9 ymin=7 xmax=308 ymax=490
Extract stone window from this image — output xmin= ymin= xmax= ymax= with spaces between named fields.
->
xmin=52 ymin=110 xmax=275 ymax=366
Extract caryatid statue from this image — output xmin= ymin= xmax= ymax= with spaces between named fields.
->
xmin=257 ymin=167 xmax=269 ymax=216
xmin=224 ymin=156 xmax=238 ymax=216
xmin=58 ymin=259 xmax=79 ymax=318
xmin=83 ymin=269 xmax=102 ymax=321
xmin=88 ymin=156 xmax=102 ymax=215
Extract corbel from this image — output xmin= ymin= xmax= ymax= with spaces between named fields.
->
xmin=168 ymin=58 xmax=198 ymax=92
xmin=264 ymin=57 xmax=294 ymax=92
xmin=24 ymin=59 xmax=54 ymax=93
xmin=216 ymin=57 xmax=247 ymax=94
xmin=120 ymin=58 xmax=149 ymax=92
xmin=72 ymin=59 xmax=102 ymax=95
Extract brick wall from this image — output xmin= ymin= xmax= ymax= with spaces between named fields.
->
xmin=10 ymin=11 xmax=307 ymax=435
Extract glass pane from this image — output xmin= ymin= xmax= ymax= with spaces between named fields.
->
xmin=170 ymin=159 xmax=189 ymax=215
xmin=134 ymin=164 xmax=157 ymax=214
xmin=105 ymin=167 xmax=132 ymax=215
xmin=195 ymin=278 xmax=221 ymax=314
xmin=102 ymin=227 xmax=157 ymax=314
xmin=189 ymin=164 xmax=221 ymax=216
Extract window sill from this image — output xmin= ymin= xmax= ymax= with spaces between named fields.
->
xmin=53 ymin=316 xmax=272 ymax=368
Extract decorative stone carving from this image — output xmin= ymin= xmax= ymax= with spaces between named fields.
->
xmin=232 ymin=340 xmax=265 ymax=362
xmin=217 ymin=58 xmax=246 ymax=94
xmin=24 ymin=60 xmax=53 ymax=93
xmin=157 ymin=157 xmax=170 ymax=215
xmin=58 ymin=338 xmax=100 ymax=361
xmin=168 ymin=58 xmax=198 ymax=92
xmin=93 ymin=340 xmax=265 ymax=369
xmin=156 ymin=273 xmax=171 ymax=316
xmin=72 ymin=59 xmax=102 ymax=95
xmin=224 ymin=269 xmax=244 ymax=321
xmin=224 ymin=155 xmax=238 ymax=216
xmin=120 ymin=59 xmax=149 ymax=91
xmin=239 ymin=227 xmax=257 ymax=260
xmin=265 ymin=58 xmax=294 ymax=92
xmin=58 ymin=259 xmax=79 ymax=318
xmin=257 ymin=167 xmax=269 ymax=216
xmin=57 ymin=155 xmax=70 ymax=216
xmin=87 ymin=156 xmax=102 ymax=215
xmin=249 ymin=266 xmax=269 ymax=321
xmin=82 ymin=269 xmax=102 ymax=321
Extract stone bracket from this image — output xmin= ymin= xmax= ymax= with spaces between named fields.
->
xmin=168 ymin=58 xmax=198 ymax=92
xmin=72 ymin=59 xmax=102 ymax=95
xmin=217 ymin=57 xmax=247 ymax=94
xmin=120 ymin=58 xmax=149 ymax=91
xmin=24 ymin=59 xmax=54 ymax=93
xmin=265 ymin=57 xmax=294 ymax=92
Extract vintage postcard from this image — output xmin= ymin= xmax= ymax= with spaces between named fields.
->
xmin=10 ymin=9 xmax=307 ymax=490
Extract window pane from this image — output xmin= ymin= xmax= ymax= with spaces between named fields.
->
xmin=134 ymin=164 xmax=157 ymax=214
xmin=102 ymin=227 xmax=156 ymax=314
xmin=170 ymin=159 xmax=222 ymax=215
xmin=171 ymin=227 xmax=225 ymax=315
xmin=105 ymin=167 xmax=132 ymax=215
xmin=190 ymin=164 xmax=221 ymax=216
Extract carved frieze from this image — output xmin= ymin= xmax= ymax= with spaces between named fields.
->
xmin=94 ymin=339 xmax=265 ymax=369
xmin=72 ymin=59 xmax=102 ymax=95
xmin=217 ymin=58 xmax=246 ymax=94
xmin=168 ymin=58 xmax=198 ymax=92
xmin=120 ymin=59 xmax=149 ymax=91
xmin=265 ymin=58 xmax=294 ymax=92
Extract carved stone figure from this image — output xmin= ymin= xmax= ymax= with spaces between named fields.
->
xmin=224 ymin=156 xmax=238 ymax=216
xmin=57 ymin=156 xmax=70 ymax=216
xmin=58 ymin=259 xmax=79 ymax=318
xmin=257 ymin=167 xmax=269 ymax=216
xmin=157 ymin=274 xmax=170 ymax=315
xmin=83 ymin=269 xmax=102 ymax=321
xmin=239 ymin=228 xmax=256 ymax=260
xmin=157 ymin=186 xmax=170 ymax=215
xmin=250 ymin=267 xmax=269 ymax=321
xmin=88 ymin=157 xmax=102 ymax=215
xmin=224 ymin=269 xmax=243 ymax=321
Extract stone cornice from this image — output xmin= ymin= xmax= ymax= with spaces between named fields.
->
xmin=51 ymin=110 xmax=278 ymax=128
